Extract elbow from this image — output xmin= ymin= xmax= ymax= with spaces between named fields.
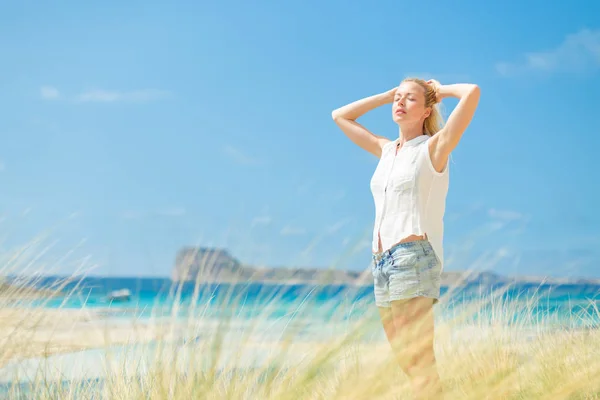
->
xmin=465 ymin=84 xmax=480 ymax=104
xmin=331 ymin=110 xmax=353 ymax=122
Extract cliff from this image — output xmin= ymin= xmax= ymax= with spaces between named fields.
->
xmin=171 ymin=247 xmax=370 ymax=285
xmin=171 ymin=247 xmax=243 ymax=281
xmin=172 ymin=247 xmax=600 ymax=286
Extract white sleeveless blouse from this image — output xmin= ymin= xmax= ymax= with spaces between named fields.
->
xmin=369 ymin=134 xmax=450 ymax=270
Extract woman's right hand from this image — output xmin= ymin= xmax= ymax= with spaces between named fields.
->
xmin=331 ymin=88 xmax=397 ymax=158
xmin=385 ymin=87 xmax=398 ymax=102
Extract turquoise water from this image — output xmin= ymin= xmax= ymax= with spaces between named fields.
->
xmin=10 ymin=275 xmax=600 ymax=329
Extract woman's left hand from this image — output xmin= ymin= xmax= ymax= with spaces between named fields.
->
xmin=426 ymin=79 xmax=443 ymax=103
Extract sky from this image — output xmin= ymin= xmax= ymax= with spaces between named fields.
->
xmin=0 ymin=0 xmax=599 ymax=279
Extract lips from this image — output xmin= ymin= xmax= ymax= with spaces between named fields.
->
xmin=395 ymin=109 xmax=406 ymax=115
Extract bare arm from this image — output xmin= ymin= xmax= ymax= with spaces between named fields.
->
xmin=331 ymin=89 xmax=396 ymax=158
xmin=429 ymin=82 xmax=481 ymax=172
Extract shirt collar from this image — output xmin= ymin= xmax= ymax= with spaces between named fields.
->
xmin=395 ymin=134 xmax=430 ymax=147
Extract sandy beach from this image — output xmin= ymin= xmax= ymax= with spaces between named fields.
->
xmin=0 ymin=302 xmax=598 ymax=399
xmin=0 ymin=307 xmax=169 ymax=368
xmin=0 ymin=304 xmax=581 ymax=374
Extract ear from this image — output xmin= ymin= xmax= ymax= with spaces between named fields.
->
xmin=423 ymin=107 xmax=432 ymax=119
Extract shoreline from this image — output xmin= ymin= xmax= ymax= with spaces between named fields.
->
xmin=1 ymin=303 xmax=597 ymax=368
xmin=0 ymin=311 xmax=597 ymax=386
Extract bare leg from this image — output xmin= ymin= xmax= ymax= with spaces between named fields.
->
xmin=390 ymin=297 xmax=443 ymax=399
xmin=377 ymin=306 xmax=396 ymax=345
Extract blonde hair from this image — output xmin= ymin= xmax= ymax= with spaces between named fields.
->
xmin=401 ymin=77 xmax=445 ymax=136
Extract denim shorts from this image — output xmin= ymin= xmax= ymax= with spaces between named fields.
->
xmin=371 ymin=239 xmax=442 ymax=307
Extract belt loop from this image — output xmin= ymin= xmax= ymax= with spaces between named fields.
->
xmin=419 ymin=240 xmax=428 ymax=254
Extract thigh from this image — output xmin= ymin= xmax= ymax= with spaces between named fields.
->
xmin=391 ymin=297 xmax=436 ymax=351
xmin=378 ymin=307 xmax=395 ymax=334
xmin=377 ymin=306 xmax=398 ymax=352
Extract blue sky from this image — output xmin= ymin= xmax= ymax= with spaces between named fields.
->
xmin=0 ymin=0 xmax=599 ymax=279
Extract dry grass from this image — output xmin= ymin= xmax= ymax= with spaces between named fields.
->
xmin=0 ymin=264 xmax=599 ymax=399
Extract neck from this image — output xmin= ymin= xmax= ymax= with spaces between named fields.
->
xmin=397 ymin=122 xmax=425 ymax=144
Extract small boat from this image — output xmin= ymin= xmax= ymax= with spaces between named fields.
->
xmin=107 ymin=289 xmax=131 ymax=302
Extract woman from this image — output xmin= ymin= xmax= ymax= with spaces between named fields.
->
xmin=331 ymin=77 xmax=480 ymax=399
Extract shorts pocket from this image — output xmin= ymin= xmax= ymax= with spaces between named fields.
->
xmin=389 ymin=251 xmax=418 ymax=273
xmin=388 ymin=266 xmax=420 ymax=297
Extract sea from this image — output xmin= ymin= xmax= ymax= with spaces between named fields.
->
xmin=12 ymin=275 xmax=600 ymax=331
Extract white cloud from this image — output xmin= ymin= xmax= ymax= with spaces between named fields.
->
xmin=251 ymin=215 xmax=272 ymax=227
xmin=488 ymin=221 xmax=508 ymax=232
xmin=223 ymin=145 xmax=262 ymax=166
xmin=121 ymin=210 xmax=143 ymax=220
xmin=486 ymin=207 xmax=531 ymax=235
xmin=496 ymin=28 xmax=600 ymax=76
xmin=319 ymin=189 xmax=346 ymax=203
xmin=121 ymin=207 xmax=185 ymax=220
xmin=156 ymin=207 xmax=186 ymax=217
xmin=325 ymin=218 xmax=352 ymax=234
xmin=296 ymin=180 xmax=312 ymax=195
xmin=401 ymin=72 xmax=471 ymax=83
xmin=76 ymin=89 xmax=170 ymax=103
xmin=68 ymin=211 xmax=83 ymax=219
xmin=40 ymin=86 xmax=60 ymax=100
xmin=488 ymin=208 xmax=525 ymax=221
xmin=280 ymin=225 xmax=306 ymax=236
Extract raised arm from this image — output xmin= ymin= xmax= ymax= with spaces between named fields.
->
xmin=331 ymin=88 xmax=396 ymax=158
xmin=428 ymin=81 xmax=481 ymax=172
